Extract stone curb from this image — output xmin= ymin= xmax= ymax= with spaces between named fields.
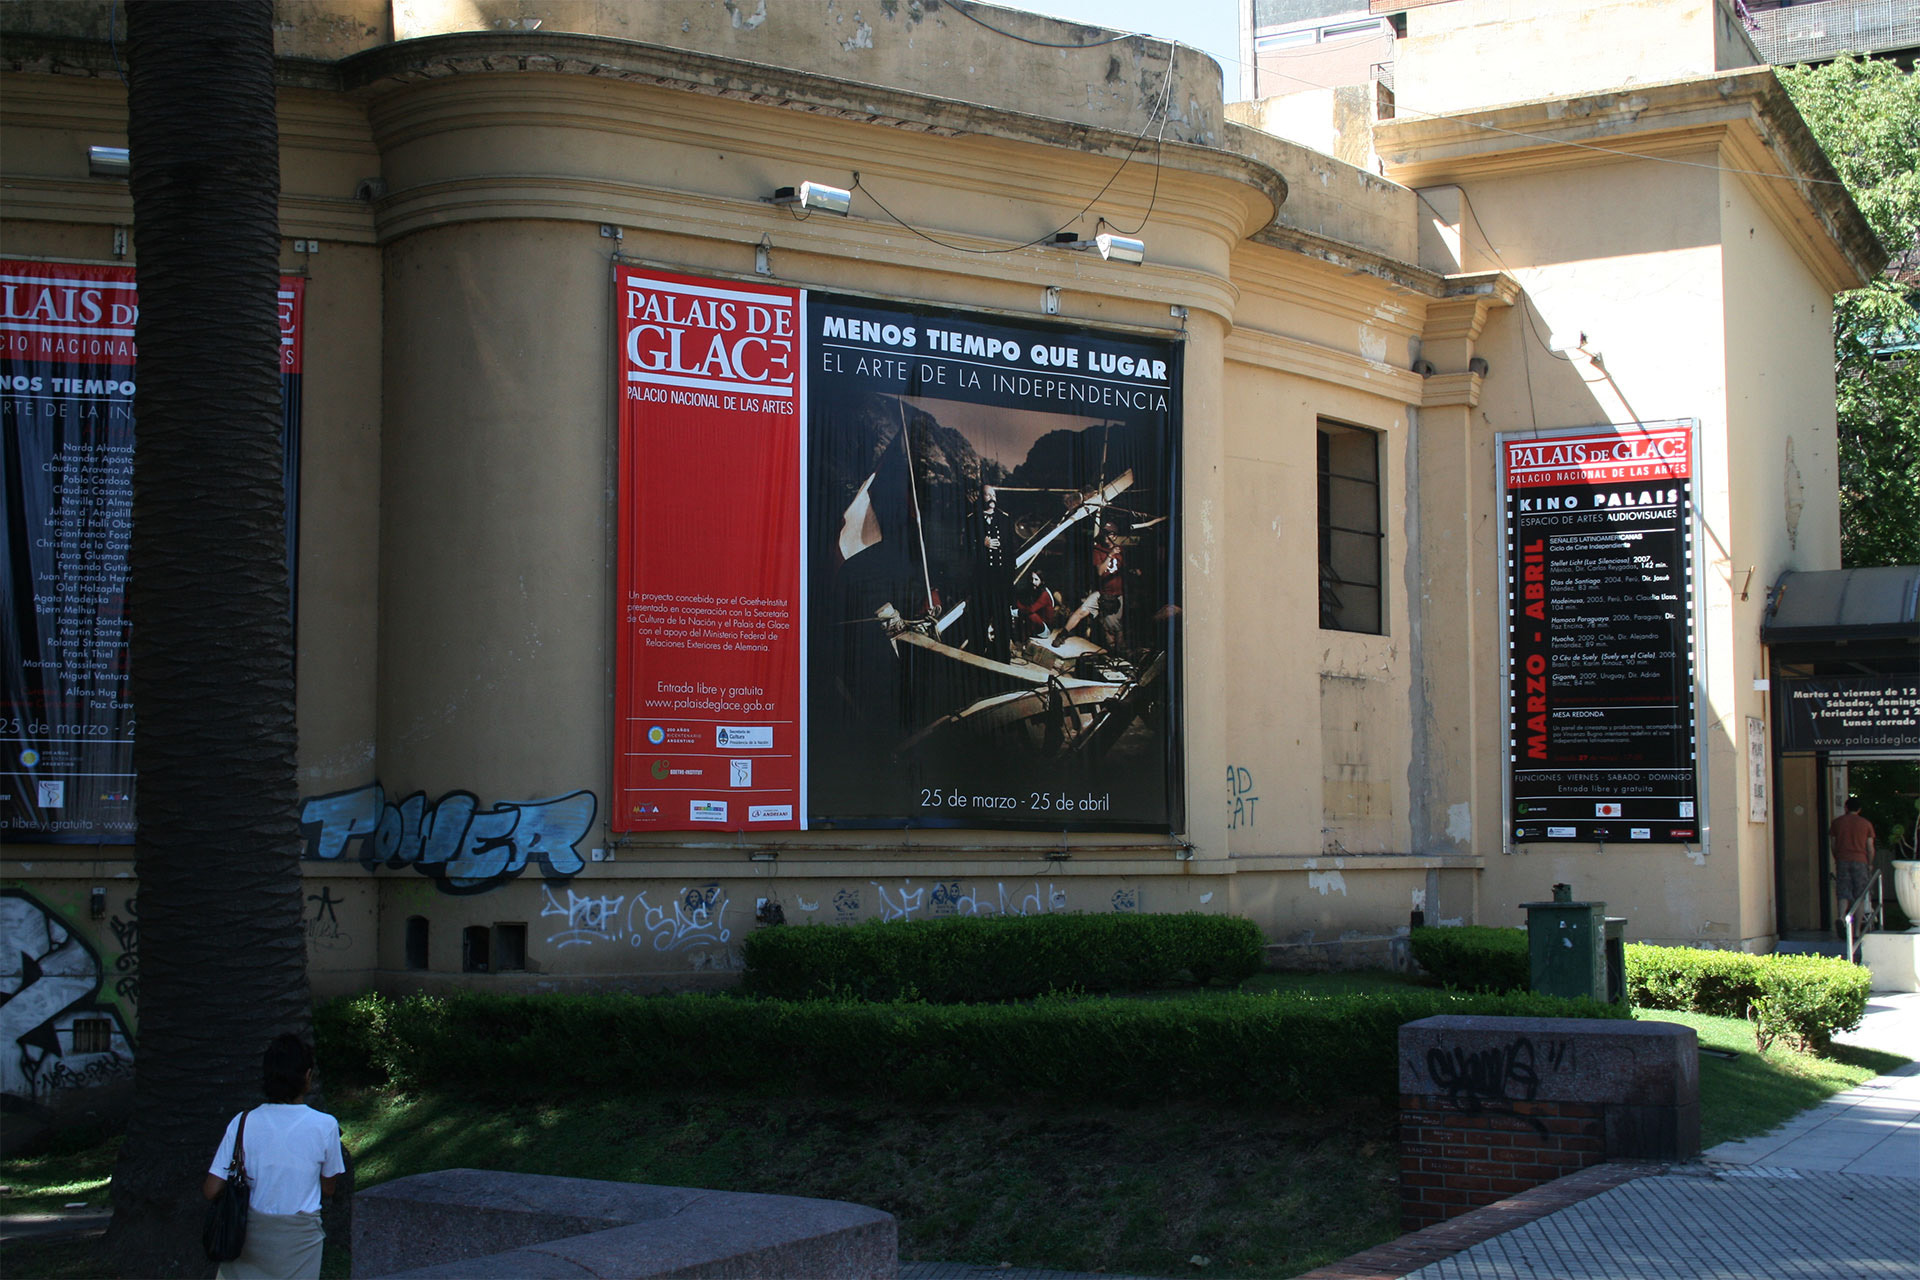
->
xmin=1293 ymin=1160 xmax=1668 ymax=1280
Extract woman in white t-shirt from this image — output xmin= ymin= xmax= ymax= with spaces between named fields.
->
xmin=204 ymin=1034 xmax=346 ymax=1280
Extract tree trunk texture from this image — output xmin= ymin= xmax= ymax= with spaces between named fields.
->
xmin=104 ymin=4 xmax=309 ymax=1275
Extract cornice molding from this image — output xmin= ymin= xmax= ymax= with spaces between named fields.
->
xmin=381 ymin=174 xmax=1241 ymax=325
xmin=1224 ymin=326 xmax=1425 ymax=403
xmin=1248 ymin=222 xmax=1445 ymax=298
xmin=1420 ymin=369 xmax=1484 ymax=409
xmin=0 ymin=176 xmax=373 ymax=243
xmin=5 ymin=27 xmax=1288 ymax=240
xmin=1375 ymin=69 xmax=1884 ymax=292
xmin=361 ymin=73 xmax=1264 ymax=255
xmin=336 ymin=31 xmax=1287 ymax=240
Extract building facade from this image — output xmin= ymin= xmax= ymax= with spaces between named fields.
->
xmin=0 ymin=0 xmax=1883 ymax=1131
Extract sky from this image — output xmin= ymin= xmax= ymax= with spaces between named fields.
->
xmin=990 ymin=0 xmax=1248 ymax=102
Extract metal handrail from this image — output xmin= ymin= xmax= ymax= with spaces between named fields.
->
xmin=1842 ymin=869 xmax=1884 ymax=966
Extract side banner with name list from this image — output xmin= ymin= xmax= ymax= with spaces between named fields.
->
xmin=1 ymin=260 xmax=304 ymax=841
xmin=1504 ymin=422 xmax=1699 ymax=844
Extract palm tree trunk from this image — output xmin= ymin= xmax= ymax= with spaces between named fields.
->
xmin=104 ymin=3 xmax=309 ymax=1274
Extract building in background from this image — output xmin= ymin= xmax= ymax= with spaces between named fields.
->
xmin=0 ymin=0 xmax=1892 ymax=1134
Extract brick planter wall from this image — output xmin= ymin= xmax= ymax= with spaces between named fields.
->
xmin=1398 ymin=1016 xmax=1698 ymax=1230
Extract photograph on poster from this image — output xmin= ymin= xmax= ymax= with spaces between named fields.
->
xmin=806 ymin=297 xmax=1182 ymax=832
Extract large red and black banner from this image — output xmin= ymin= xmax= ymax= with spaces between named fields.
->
xmin=1503 ymin=422 xmax=1698 ymax=845
xmin=0 ymin=260 xmax=304 ymax=841
xmin=613 ymin=269 xmax=1182 ymax=834
xmin=613 ymin=268 xmax=805 ymax=832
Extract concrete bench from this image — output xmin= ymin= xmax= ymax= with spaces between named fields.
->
xmin=1398 ymin=1015 xmax=1699 ymax=1229
xmin=352 ymin=1169 xmax=896 ymax=1278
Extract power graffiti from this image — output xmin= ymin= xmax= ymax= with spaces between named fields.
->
xmin=0 ymin=890 xmax=134 ymax=1103
xmin=298 ymin=784 xmax=596 ymax=894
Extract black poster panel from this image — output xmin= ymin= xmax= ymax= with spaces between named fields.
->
xmin=806 ymin=295 xmax=1182 ymax=832
xmin=1780 ymin=677 xmax=1920 ymax=755
xmin=1504 ymin=425 xmax=1699 ymax=844
xmin=2 ymin=262 xmax=139 ymax=841
xmin=1 ymin=262 xmax=302 ymax=842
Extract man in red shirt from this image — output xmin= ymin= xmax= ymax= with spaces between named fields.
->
xmin=1830 ymin=797 xmax=1877 ymax=922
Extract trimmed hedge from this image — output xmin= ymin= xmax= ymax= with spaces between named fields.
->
xmin=318 ymin=986 xmax=1626 ymax=1107
xmin=739 ymin=912 xmax=1266 ymax=1003
xmin=1407 ymin=925 xmax=1870 ymax=1051
xmin=1407 ymin=925 xmax=1528 ymax=992
xmin=1629 ymin=944 xmax=1869 ymax=1052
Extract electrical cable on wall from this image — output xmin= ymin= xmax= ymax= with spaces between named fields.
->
xmin=850 ymin=38 xmax=1178 ymax=254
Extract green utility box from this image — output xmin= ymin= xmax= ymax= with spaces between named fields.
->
xmin=1523 ymin=883 xmax=1628 ymax=1004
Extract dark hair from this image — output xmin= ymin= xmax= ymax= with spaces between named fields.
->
xmin=262 ymin=1034 xmax=314 ymax=1103
xmin=1845 ymin=797 xmax=1863 ymax=813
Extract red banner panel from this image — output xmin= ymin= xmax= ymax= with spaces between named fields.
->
xmin=613 ymin=268 xmax=804 ymax=832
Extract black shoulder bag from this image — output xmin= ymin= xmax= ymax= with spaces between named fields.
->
xmin=203 ymin=1109 xmax=252 ymax=1262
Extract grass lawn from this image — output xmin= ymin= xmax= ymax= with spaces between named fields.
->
xmin=1631 ymin=1007 xmax=1905 ymax=1148
xmin=336 ymin=1087 xmax=1400 ymax=1276
xmin=3 ymin=980 xmax=1907 ymax=1279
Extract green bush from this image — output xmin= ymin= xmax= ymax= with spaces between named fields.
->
xmin=1749 ymin=955 xmax=1871 ymax=1052
xmin=739 ymin=912 xmax=1266 ymax=1003
xmin=1628 ymin=943 xmax=1869 ymax=1052
xmin=1624 ymin=943 xmax=1766 ymax=1017
xmin=317 ymin=986 xmax=1625 ymax=1107
xmin=1410 ymin=930 xmax=1870 ymax=1053
xmin=1407 ymin=925 xmax=1528 ymax=991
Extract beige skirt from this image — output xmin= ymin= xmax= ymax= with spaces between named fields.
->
xmin=215 ymin=1208 xmax=324 ymax=1280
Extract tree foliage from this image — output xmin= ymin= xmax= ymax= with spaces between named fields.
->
xmin=1778 ymin=57 xmax=1920 ymax=568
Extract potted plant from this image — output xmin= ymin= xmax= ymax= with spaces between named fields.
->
xmin=1891 ymin=800 xmax=1919 ymax=931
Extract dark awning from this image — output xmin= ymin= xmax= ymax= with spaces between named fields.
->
xmin=1762 ymin=566 xmax=1920 ymax=645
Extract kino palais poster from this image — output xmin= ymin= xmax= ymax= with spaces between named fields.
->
xmin=0 ymin=261 xmax=305 ymax=841
xmin=1503 ymin=422 xmax=1698 ymax=844
xmin=613 ymin=267 xmax=1183 ymax=834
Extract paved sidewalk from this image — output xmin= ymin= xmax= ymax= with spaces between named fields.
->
xmin=1382 ymin=991 xmax=1920 ymax=1279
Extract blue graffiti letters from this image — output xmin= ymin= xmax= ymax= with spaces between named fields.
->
xmin=298 ymin=784 xmax=597 ymax=894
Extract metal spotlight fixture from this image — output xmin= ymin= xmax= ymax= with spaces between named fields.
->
xmin=769 ymin=181 xmax=852 ymax=216
xmin=1051 ymin=231 xmax=1145 ymax=264
xmin=88 ymin=146 xmax=130 ymax=178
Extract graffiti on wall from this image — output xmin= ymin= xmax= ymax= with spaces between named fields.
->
xmin=1423 ymin=1035 xmax=1575 ymax=1125
xmin=1227 ymin=764 xmax=1259 ymax=830
xmin=0 ymin=890 xmax=134 ymax=1102
xmin=797 ymin=879 xmax=1074 ymax=922
xmin=108 ymin=896 xmax=138 ymax=1007
xmin=540 ymin=882 xmax=735 ymax=964
xmin=306 ymin=887 xmax=353 ymax=952
xmin=299 ymin=784 xmax=596 ymax=894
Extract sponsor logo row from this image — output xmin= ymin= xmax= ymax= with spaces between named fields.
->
xmin=646 ymin=724 xmax=774 ymax=749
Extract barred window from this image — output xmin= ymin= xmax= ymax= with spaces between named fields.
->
xmin=1318 ymin=421 xmax=1383 ymax=634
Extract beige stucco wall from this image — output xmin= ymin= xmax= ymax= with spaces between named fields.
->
xmin=1395 ymin=0 xmax=1762 ymax=116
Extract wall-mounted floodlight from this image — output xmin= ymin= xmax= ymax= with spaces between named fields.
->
xmin=89 ymin=146 xmax=130 ymax=178
xmin=1051 ymin=231 xmax=1145 ymax=264
xmin=769 ymin=182 xmax=852 ymax=215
